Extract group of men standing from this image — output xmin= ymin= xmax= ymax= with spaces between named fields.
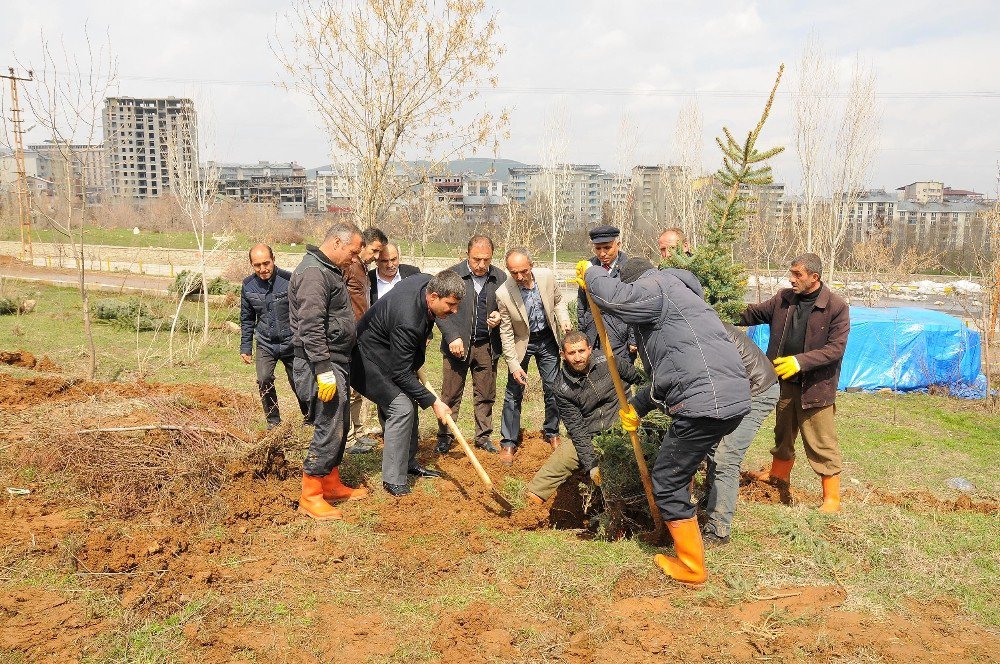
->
xmin=240 ymin=222 xmax=850 ymax=586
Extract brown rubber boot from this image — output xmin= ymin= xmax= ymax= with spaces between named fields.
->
xmin=818 ymin=474 xmax=841 ymax=513
xmin=525 ymin=492 xmax=545 ymax=505
xmin=747 ymin=456 xmax=794 ymax=484
xmin=298 ymin=473 xmax=343 ymax=521
xmin=322 ymin=467 xmax=369 ymax=503
xmin=653 ymin=517 xmax=707 ymax=586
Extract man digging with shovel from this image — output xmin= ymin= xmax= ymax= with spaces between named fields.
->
xmin=582 ymin=257 xmax=751 ymax=585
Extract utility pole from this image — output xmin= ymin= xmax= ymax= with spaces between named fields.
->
xmin=2 ymin=67 xmax=34 ymax=261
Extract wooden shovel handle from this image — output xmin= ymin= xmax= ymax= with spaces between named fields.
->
xmin=417 ymin=370 xmax=494 ymax=489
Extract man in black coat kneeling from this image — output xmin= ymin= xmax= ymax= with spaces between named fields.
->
xmin=351 ymin=269 xmax=466 ymax=496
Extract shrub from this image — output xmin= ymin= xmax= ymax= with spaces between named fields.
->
xmin=92 ymin=298 xmax=165 ymax=331
xmin=0 ymin=296 xmax=23 ymax=315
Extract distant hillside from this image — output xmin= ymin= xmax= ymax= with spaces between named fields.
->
xmin=307 ymin=157 xmax=527 ymax=182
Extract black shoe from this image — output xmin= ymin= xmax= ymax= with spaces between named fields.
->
xmin=475 ymin=440 xmax=499 ymax=454
xmin=266 ymin=421 xmax=280 ymax=430
xmin=435 ymin=438 xmax=453 ymax=454
xmin=383 ymin=482 xmax=411 ymax=497
xmin=407 ymin=465 xmax=441 ymax=479
xmin=702 ymin=528 xmax=730 ymax=548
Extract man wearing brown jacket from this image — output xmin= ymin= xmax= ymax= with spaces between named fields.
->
xmin=342 ymin=227 xmax=387 ymax=453
xmin=739 ymin=253 xmax=849 ymax=512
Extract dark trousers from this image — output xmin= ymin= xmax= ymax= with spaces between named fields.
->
xmin=437 ymin=339 xmax=498 ymax=447
xmin=500 ymin=329 xmax=561 ymax=448
xmin=292 ymin=358 xmax=350 ymax=476
xmin=256 ymin=346 xmax=309 ymax=426
xmin=652 ymin=415 xmax=744 ymax=522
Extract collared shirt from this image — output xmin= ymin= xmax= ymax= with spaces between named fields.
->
xmin=376 ymin=271 xmax=402 ymax=300
xmin=471 ymin=271 xmax=488 ymax=295
xmin=519 ymin=281 xmax=548 ymax=333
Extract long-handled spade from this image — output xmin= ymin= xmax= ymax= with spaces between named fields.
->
xmin=575 ymin=275 xmax=667 ymax=544
xmin=417 ymin=370 xmax=515 ymax=512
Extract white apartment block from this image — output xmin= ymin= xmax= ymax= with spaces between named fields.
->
xmin=1 ymin=143 xmax=107 ymax=202
xmin=315 ymin=164 xmax=358 ymax=213
xmin=103 ymin=97 xmax=198 ymax=199
xmin=508 ymin=164 xmax=616 ymax=226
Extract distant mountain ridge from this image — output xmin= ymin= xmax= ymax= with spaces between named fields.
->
xmin=307 ymin=157 xmax=527 ymax=182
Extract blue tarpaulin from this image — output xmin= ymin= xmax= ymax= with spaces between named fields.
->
xmin=747 ymin=306 xmax=987 ymax=398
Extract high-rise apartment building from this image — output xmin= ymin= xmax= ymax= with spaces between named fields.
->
xmin=103 ymin=97 xmax=198 ymax=199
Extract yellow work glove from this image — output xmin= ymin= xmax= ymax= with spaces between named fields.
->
xmin=573 ymin=259 xmax=591 ymax=289
xmin=773 ymin=356 xmax=801 ymax=380
xmin=619 ymin=405 xmax=640 ymax=432
xmin=589 ymin=467 xmax=602 ymax=485
xmin=316 ymin=371 xmax=337 ymax=402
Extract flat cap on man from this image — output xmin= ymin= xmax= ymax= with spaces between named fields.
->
xmin=588 ymin=225 xmax=620 ymax=243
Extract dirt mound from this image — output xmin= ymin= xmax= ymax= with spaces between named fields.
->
xmin=0 ymin=372 xmax=250 ymax=412
xmin=846 ymin=487 xmax=1000 ymax=515
xmin=0 ymin=349 xmax=61 ymax=372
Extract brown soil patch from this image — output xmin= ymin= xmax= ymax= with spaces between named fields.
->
xmin=0 ymin=349 xmax=60 ymax=372
xmin=2 ymin=372 xmax=999 ymax=662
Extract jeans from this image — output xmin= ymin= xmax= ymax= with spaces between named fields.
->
xmin=379 ymin=392 xmax=421 ymax=486
xmin=292 ymin=358 xmax=350 ymax=476
xmin=499 ymin=329 xmax=561 ymax=448
xmin=255 ymin=346 xmax=309 ymax=426
xmin=704 ymin=382 xmax=780 ymax=537
xmin=652 ymin=415 xmax=744 ymax=522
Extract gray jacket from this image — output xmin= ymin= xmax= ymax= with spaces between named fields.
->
xmin=584 ymin=266 xmax=751 ymax=421
xmin=288 ymin=245 xmax=357 ymax=374
xmin=723 ymin=323 xmax=778 ymax=397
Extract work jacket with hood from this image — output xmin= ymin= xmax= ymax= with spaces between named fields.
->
xmin=436 ymin=261 xmax=507 ymax=360
xmin=576 ymin=252 xmax=635 ymax=358
xmin=288 ymin=245 xmax=357 ymax=375
xmin=553 ymin=349 xmax=642 ymax=473
xmin=351 ymin=273 xmax=437 ymax=410
xmin=739 ymin=284 xmax=849 ymax=409
xmin=584 ymin=265 xmax=751 ymax=422
xmin=240 ymin=267 xmax=294 ymax=357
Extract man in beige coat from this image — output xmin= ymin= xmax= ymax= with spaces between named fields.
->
xmin=496 ymin=248 xmax=572 ymax=464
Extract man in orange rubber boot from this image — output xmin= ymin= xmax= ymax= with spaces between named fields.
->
xmin=289 ymin=222 xmax=370 ymax=520
xmin=583 ymin=257 xmax=751 ymax=586
xmin=740 ymin=253 xmax=850 ymax=513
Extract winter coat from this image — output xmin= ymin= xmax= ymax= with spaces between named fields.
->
xmin=436 ymin=261 xmax=507 ymax=360
xmin=584 ymin=265 xmax=751 ymax=421
xmin=723 ymin=323 xmax=778 ymax=397
xmin=288 ymin=245 xmax=357 ymax=374
xmin=495 ymin=268 xmax=572 ymax=374
xmin=351 ymin=273 xmax=437 ymax=409
xmin=368 ymin=264 xmax=421 ymax=304
xmin=240 ymin=268 xmax=294 ymax=357
xmin=739 ymin=284 xmax=849 ymax=409
xmin=343 ymin=257 xmax=371 ymax=321
xmin=576 ymin=253 xmax=635 ymax=358
xmin=553 ymin=350 xmax=642 ymax=473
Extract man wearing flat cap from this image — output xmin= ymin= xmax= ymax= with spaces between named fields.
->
xmin=576 ymin=225 xmax=635 ymax=363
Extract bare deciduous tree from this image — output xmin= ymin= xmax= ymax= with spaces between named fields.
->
xmin=538 ymin=98 xmax=571 ymax=272
xmin=665 ymin=99 xmax=705 ymax=245
xmin=18 ymin=29 xmax=117 ymax=379
xmin=611 ymin=112 xmax=638 ymax=251
xmin=274 ymin=0 xmax=508 ymax=229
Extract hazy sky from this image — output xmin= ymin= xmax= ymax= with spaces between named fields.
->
xmin=4 ymin=0 xmax=1000 ymax=193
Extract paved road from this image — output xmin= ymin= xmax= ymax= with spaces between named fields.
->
xmin=0 ymin=259 xmax=173 ymax=294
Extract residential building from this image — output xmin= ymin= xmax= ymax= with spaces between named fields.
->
xmin=508 ymin=163 xmax=615 ymax=227
xmin=211 ymin=161 xmax=306 ymax=220
xmin=0 ymin=142 xmax=107 ymax=202
xmin=461 ymin=175 xmax=507 ymax=224
xmin=103 ymin=96 xmax=198 ymax=199
xmin=898 ymin=181 xmax=943 ymax=204
xmin=315 ymin=164 xmax=358 ymax=213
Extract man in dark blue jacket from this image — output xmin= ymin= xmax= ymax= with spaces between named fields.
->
xmin=576 ymin=225 xmax=635 ymax=362
xmin=240 ymin=244 xmax=309 ymax=429
xmin=582 ymin=256 xmax=750 ymax=586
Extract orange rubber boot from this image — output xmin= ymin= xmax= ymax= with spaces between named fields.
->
xmin=298 ymin=473 xmax=343 ymax=521
xmin=818 ymin=474 xmax=841 ymax=513
xmin=748 ymin=456 xmax=794 ymax=483
xmin=322 ymin=467 xmax=369 ymax=503
xmin=525 ymin=492 xmax=545 ymax=505
xmin=653 ymin=517 xmax=706 ymax=585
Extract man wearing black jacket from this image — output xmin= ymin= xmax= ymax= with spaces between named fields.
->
xmin=524 ymin=331 xmax=642 ymax=503
xmin=289 ymin=222 xmax=369 ymax=521
xmin=435 ymin=236 xmax=506 ymax=455
xmin=368 ymin=242 xmax=421 ymax=304
xmin=240 ymin=244 xmax=309 ymax=428
xmin=351 ymin=270 xmax=465 ymax=497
